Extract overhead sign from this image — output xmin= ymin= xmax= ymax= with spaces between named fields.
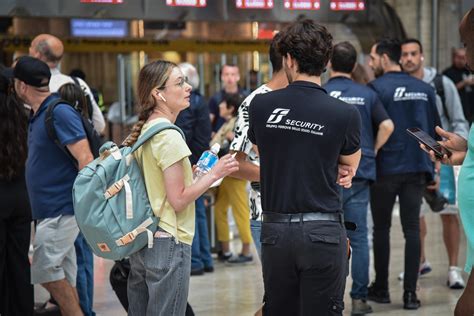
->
xmin=80 ymin=0 xmax=124 ymax=3
xmin=166 ymin=0 xmax=206 ymax=7
xmin=284 ymin=0 xmax=320 ymax=10
xmin=236 ymin=0 xmax=274 ymax=9
xmin=330 ymin=0 xmax=365 ymax=11
xmin=71 ymin=19 xmax=128 ymax=38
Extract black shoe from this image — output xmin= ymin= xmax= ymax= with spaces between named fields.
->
xmin=217 ymin=251 xmax=233 ymax=261
xmin=403 ymin=291 xmax=420 ymax=310
xmin=204 ymin=266 xmax=214 ymax=273
xmin=190 ymin=268 xmax=204 ymax=276
xmin=367 ymin=283 xmax=391 ymax=304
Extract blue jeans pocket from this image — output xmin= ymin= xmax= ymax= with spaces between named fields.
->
xmin=144 ymin=235 xmax=175 ymax=272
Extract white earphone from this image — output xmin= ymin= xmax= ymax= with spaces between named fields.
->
xmin=158 ymin=93 xmax=167 ymax=102
xmin=421 ymin=56 xmax=425 ymax=61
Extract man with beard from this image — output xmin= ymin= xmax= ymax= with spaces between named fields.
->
xmin=400 ymin=38 xmax=468 ymax=290
xmin=5 ymin=56 xmax=93 ymax=316
xmin=366 ymin=38 xmax=440 ymax=310
xmin=443 ymin=48 xmax=474 ymax=124
xmin=248 ymin=19 xmax=361 ymax=315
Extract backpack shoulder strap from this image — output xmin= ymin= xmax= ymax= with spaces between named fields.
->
xmin=433 ymin=74 xmax=449 ymax=121
xmin=130 ymin=122 xmax=185 ymax=153
xmin=44 ymin=98 xmax=78 ymax=167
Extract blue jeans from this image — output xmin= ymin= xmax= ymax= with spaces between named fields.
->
xmin=74 ymin=232 xmax=95 ymax=316
xmin=250 ymin=219 xmax=262 ymax=259
xmin=191 ymin=196 xmax=213 ymax=270
xmin=342 ymin=179 xmax=370 ymax=300
xmin=128 ymin=231 xmax=191 ymax=316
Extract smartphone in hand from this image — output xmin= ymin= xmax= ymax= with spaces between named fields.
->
xmin=406 ymin=127 xmax=452 ymax=159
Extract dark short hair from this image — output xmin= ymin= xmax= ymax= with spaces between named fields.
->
xmin=278 ymin=19 xmax=333 ymax=76
xmin=224 ymin=93 xmax=244 ymax=116
xmin=375 ymin=38 xmax=401 ymax=64
xmin=401 ymin=38 xmax=423 ymax=53
xmin=220 ymin=64 xmax=239 ymax=76
xmin=331 ymin=41 xmax=357 ymax=74
xmin=269 ymin=32 xmax=283 ymax=73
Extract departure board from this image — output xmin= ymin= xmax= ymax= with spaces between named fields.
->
xmin=166 ymin=0 xmax=207 ymax=7
xmin=80 ymin=0 xmax=124 ymax=3
xmin=284 ymin=0 xmax=320 ymax=10
xmin=236 ymin=0 xmax=274 ymax=9
xmin=329 ymin=0 xmax=365 ymax=11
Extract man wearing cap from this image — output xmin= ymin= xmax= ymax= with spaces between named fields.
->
xmin=6 ymin=56 xmax=92 ymax=316
xmin=29 ymin=34 xmax=101 ymax=316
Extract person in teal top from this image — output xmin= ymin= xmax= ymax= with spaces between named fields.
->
xmin=423 ymin=8 xmax=474 ymax=316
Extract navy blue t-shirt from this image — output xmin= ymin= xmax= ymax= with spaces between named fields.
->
xmin=324 ymin=76 xmax=389 ymax=181
xmin=248 ymin=81 xmax=361 ymax=214
xmin=368 ymin=72 xmax=440 ymax=178
xmin=26 ymin=94 xmax=86 ymax=220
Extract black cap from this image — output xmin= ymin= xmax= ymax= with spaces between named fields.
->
xmin=3 ymin=56 xmax=51 ymax=88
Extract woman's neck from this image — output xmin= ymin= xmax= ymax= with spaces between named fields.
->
xmin=148 ymin=106 xmax=178 ymax=123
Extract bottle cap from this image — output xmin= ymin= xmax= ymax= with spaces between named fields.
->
xmin=210 ymin=143 xmax=221 ymax=154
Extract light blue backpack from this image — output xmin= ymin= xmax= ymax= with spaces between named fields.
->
xmin=73 ymin=122 xmax=184 ymax=261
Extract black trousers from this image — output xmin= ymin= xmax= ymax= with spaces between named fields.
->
xmin=261 ymin=220 xmax=347 ymax=316
xmin=370 ymin=172 xmax=426 ymax=293
xmin=0 ymin=176 xmax=33 ymax=316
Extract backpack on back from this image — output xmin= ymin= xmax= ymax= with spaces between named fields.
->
xmin=45 ymin=98 xmax=104 ymax=162
xmin=72 ymin=122 xmax=184 ymax=260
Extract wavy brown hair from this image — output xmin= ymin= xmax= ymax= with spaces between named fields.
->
xmin=122 ymin=60 xmax=176 ymax=146
xmin=0 ymin=75 xmax=28 ymax=181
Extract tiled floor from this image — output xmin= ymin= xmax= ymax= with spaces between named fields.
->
xmin=35 ymin=204 xmax=468 ymax=315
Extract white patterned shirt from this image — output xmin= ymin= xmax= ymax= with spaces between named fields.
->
xmin=230 ymin=84 xmax=272 ymax=221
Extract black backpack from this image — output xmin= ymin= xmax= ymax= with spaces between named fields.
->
xmin=44 ymin=98 xmax=104 ymax=166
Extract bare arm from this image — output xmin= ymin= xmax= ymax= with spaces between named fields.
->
xmin=339 ymin=149 xmax=361 ymax=175
xmin=229 ymin=151 xmax=260 ymax=181
xmin=163 ymin=154 xmax=239 ymax=213
xmin=66 ymin=139 xmax=94 ymax=170
xmin=374 ymin=119 xmax=394 ymax=154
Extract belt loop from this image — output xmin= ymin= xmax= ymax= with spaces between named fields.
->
xmin=300 ymin=213 xmax=303 ymax=225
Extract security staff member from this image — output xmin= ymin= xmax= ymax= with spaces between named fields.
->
xmin=367 ymin=38 xmax=441 ymax=310
xmin=248 ymin=20 xmax=362 ymax=316
xmin=324 ymin=41 xmax=394 ymax=316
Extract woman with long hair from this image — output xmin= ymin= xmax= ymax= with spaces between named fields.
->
xmin=0 ymin=67 xmax=33 ymax=316
xmin=123 ymin=60 xmax=238 ymax=315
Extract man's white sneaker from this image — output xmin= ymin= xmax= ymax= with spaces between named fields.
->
xmin=447 ymin=266 xmax=465 ymax=289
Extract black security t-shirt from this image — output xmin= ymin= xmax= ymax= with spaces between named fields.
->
xmin=248 ymin=81 xmax=361 ymax=214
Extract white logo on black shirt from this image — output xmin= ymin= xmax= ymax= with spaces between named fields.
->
xmin=394 ymin=87 xmax=406 ymax=98
xmin=330 ymin=91 xmax=342 ymax=98
xmin=266 ymin=108 xmax=325 ymax=136
xmin=267 ymin=108 xmax=290 ymax=124
xmin=393 ymin=86 xmax=428 ymax=102
xmin=329 ymin=91 xmax=365 ymax=105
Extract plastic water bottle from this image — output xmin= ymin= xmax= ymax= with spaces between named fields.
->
xmin=193 ymin=143 xmax=220 ymax=180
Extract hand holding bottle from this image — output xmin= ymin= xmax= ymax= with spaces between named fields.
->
xmin=209 ymin=153 xmax=239 ymax=182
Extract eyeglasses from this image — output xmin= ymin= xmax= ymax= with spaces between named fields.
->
xmin=160 ymin=76 xmax=189 ymax=89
